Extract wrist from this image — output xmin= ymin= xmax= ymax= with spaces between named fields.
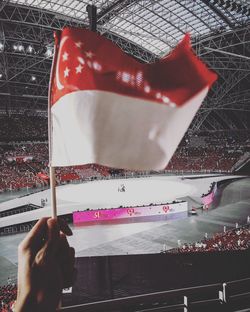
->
xmin=15 ymin=292 xmax=36 ymax=312
xmin=15 ymin=294 xmax=59 ymax=312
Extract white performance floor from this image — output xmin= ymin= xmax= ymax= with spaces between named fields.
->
xmin=56 ymin=177 xmax=196 ymax=207
xmin=0 ymin=174 xmax=246 ymax=266
xmin=0 ymin=174 xmax=240 ymax=229
xmin=0 ymin=175 xmax=249 ymax=287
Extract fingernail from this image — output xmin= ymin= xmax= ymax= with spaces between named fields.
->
xmin=66 ymin=226 xmax=73 ymax=236
xmin=63 ymin=223 xmax=73 ymax=236
xmin=58 ymin=218 xmax=73 ymax=236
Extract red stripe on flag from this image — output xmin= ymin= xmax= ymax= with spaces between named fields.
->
xmin=51 ymin=28 xmax=217 ymax=107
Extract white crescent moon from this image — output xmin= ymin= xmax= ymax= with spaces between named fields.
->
xmin=55 ymin=36 xmax=69 ymax=90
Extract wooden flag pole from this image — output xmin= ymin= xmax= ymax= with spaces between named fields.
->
xmin=49 ymin=166 xmax=57 ymax=219
xmin=47 ymin=5 xmax=97 ymax=219
xmin=48 ymin=32 xmax=60 ymax=219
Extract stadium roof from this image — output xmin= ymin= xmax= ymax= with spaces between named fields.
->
xmin=0 ymin=0 xmax=250 ymax=131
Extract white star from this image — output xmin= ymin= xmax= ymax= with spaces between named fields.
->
xmin=92 ymin=61 xmax=102 ymax=71
xmin=121 ymin=72 xmax=131 ymax=83
xmin=155 ymin=92 xmax=161 ymax=99
xmin=136 ymin=71 xmax=143 ymax=86
xmin=75 ymin=41 xmax=83 ymax=48
xmin=76 ymin=64 xmax=83 ymax=74
xmin=77 ymin=56 xmax=85 ymax=65
xmin=116 ymin=71 xmax=122 ymax=80
xmin=85 ymin=51 xmax=94 ymax=58
xmin=169 ymin=102 xmax=176 ymax=108
xmin=162 ymin=96 xmax=170 ymax=104
xmin=144 ymin=85 xmax=151 ymax=93
xmin=62 ymin=52 xmax=68 ymax=61
xmin=64 ymin=67 xmax=70 ymax=77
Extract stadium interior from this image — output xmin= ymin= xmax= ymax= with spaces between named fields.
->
xmin=0 ymin=0 xmax=250 ymax=311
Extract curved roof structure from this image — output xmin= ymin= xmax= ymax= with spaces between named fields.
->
xmin=0 ymin=0 xmax=249 ymax=131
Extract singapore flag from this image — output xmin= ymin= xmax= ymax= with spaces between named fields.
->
xmin=49 ymin=27 xmax=217 ymax=170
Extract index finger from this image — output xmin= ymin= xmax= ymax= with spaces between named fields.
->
xmin=42 ymin=218 xmax=65 ymax=256
xmin=19 ymin=217 xmax=49 ymax=250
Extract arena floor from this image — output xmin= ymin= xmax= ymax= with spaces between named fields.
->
xmin=0 ymin=175 xmax=250 ymax=285
xmin=0 ymin=174 xmax=238 ymax=224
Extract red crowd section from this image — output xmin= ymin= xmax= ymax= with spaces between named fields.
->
xmin=166 ymin=146 xmax=242 ymax=172
xmin=0 ymin=158 xmax=112 ymax=192
xmin=167 ymin=225 xmax=250 ymax=254
xmin=0 ymin=142 xmax=247 ymax=192
xmin=0 ymin=284 xmax=17 ymax=312
xmin=0 ymin=115 xmax=250 ymax=192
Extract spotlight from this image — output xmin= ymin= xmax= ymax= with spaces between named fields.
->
xmin=18 ymin=44 xmax=24 ymax=52
xmin=45 ymin=46 xmax=53 ymax=57
xmin=31 ymin=75 xmax=36 ymax=81
xmin=13 ymin=44 xmax=18 ymax=51
xmin=27 ymin=45 xmax=33 ymax=53
xmin=0 ymin=42 xmax=4 ymax=51
xmin=0 ymin=73 xmax=3 ymax=78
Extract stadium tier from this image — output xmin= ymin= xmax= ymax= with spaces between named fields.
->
xmin=1 ymin=123 xmax=250 ymax=193
xmin=0 ymin=1 xmax=250 ymax=311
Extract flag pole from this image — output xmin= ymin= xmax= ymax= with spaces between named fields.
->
xmin=48 ymin=7 xmax=97 ymax=219
xmin=48 ymin=32 xmax=60 ymax=219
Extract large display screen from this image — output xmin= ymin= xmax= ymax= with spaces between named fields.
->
xmin=73 ymin=202 xmax=187 ymax=224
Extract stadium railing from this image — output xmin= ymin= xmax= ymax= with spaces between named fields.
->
xmin=61 ymin=277 xmax=250 ymax=312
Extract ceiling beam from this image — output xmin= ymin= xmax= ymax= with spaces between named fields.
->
xmin=97 ymin=0 xmax=135 ymax=25
xmin=200 ymin=0 xmax=235 ymax=28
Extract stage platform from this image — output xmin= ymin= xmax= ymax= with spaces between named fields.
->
xmin=0 ymin=175 xmax=249 ymax=274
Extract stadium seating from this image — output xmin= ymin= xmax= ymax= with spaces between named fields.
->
xmin=0 ymin=115 xmax=249 ymax=192
xmin=167 ymin=224 xmax=250 ymax=254
xmin=0 ymin=284 xmax=17 ymax=312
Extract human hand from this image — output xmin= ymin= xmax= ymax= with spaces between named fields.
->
xmin=15 ymin=218 xmax=75 ymax=312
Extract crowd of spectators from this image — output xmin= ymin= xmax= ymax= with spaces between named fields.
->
xmin=0 ymin=114 xmax=249 ymax=192
xmin=0 ymin=163 xmax=40 ymax=191
xmin=0 ymin=162 xmax=113 ymax=192
xmin=167 ymin=224 xmax=250 ymax=254
xmin=0 ymin=142 xmax=113 ymax=191
xmin=166 ymin=146 xmax=243 ymax=172
xmin=0 ymin=135 xmax=133 ymax=192
xmin=0 ymin=284 xmax=17 ymax=312
xmin=166 ymin=130 xmax=250 ymax=172
xmin=0 ymin=114 xmax=47 ymax=142
xmin=0 ymin=155 xmax=115 ymax=193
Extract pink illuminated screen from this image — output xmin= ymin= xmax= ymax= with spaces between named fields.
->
xmin=73 ymin=202 xmax=187 ymax=224
xmin=202 ymin=183 xmax=217 ymax=206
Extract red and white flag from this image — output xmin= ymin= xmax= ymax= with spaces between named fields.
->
xmin=49 ymin=27 xmax=217 ymax=170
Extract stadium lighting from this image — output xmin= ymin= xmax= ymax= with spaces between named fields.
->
xmin=0 ymin=73 xmax=3 ymax=78
xmin=0 ymin=42 xmax=4 ymax=51
xmin=13 ymin=44 xmax=24 ymax=52
xmin=27 ymin=45 xmax=33 ymax=53
xmin=45 ymin=46 xmax=53 ymax=57
xmin=31 ymin=75 xmax=36 ymax=81
xmin=18 ymin=44 xmax=24 ymax=52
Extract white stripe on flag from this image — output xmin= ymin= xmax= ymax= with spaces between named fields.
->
xmin=51 ymin=88 xmax=208 ymax=170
